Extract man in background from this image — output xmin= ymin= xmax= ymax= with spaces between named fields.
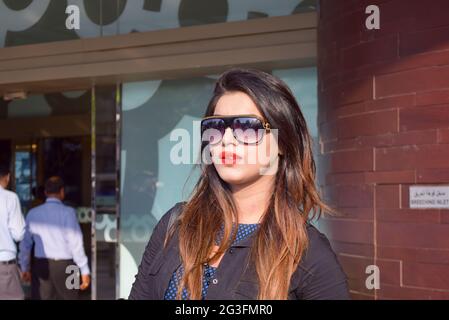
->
xmin=19 ymin=176 xmax=90 ymax=299
xmin=0 ymin=165 xmax=26 ymax=299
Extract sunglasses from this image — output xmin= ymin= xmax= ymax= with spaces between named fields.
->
xmin=201 ymin=114 xmax=271 ymax=145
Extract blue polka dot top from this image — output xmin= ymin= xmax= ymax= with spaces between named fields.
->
xmin=163 ymin=223 xmax=259 ymax=300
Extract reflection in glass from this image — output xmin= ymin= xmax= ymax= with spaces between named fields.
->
xmin=14 ymin=145 xmax=37 ymax=214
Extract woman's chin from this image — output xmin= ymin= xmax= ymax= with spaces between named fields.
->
xmin=215 ymin=166 xmax=261 ymax=186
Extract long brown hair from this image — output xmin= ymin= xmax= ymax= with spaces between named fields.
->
xmin=165 ymin=68 xmax=333 ymax=299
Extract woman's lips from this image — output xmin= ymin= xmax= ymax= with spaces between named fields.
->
xmin=219 ymin=151 xmax=238 ymax=165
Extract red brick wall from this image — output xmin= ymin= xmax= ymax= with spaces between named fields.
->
xmin=317 ymin=0 xmax=449 ymax=299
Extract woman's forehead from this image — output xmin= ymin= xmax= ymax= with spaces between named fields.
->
xmin=214 ymin=92 xmax=262 ymax=117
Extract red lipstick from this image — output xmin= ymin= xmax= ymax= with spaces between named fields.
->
xmin=220 ymin=151 xmax=237 ymax=164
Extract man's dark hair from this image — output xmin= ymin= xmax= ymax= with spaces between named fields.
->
xmin=45 ymin=176 xmax=65 ymax=194
xmin=0 ymin=164 xmax=10 ymax=178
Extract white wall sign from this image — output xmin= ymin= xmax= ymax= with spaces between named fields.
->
xmin=409 ymin=185 xmax=449 ymax=209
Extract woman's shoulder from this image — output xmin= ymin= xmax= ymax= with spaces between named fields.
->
xmin=164 ymin=201 xmax=186 ymax=221
xmin=155 ymin=201 xmax=186 ymax=233
xmin=293 ymin=222 xmax=351 ymax=299
xmin=300 ymin=222 xmax=340 ymax=272
xmin=141 ymin=202 xmax=186 ymax=256
xmin=305 ymin=223 xmax=335 ymax=253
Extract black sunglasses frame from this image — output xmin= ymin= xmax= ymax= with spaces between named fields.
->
xmin=200 ymin=114 xmax=271 ymax=145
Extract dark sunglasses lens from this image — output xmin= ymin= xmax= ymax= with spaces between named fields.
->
xmin=233 ymin=117 xmax=265 ymax=144
xmin=201 ymin=119 xmax=224 ymax=144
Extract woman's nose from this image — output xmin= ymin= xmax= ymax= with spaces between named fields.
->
xmin=221 ymin=127 xmax=238 ymax=146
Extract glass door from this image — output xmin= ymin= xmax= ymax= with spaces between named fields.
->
xmin=14 ymin=143 xmax=37 ymax=215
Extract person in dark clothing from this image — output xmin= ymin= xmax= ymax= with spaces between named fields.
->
xmin=130 ymin=68 xmax=350 ymax=300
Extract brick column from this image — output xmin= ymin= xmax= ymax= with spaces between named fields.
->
xmin=317 ymin=0 xmax=449 ymax=299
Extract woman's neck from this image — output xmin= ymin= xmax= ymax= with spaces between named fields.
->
xmin=230 ymin=175 xmax=275 ymax=224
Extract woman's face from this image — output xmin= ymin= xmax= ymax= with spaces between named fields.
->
xmin=209 ymin=91 xmax=280 ymax=187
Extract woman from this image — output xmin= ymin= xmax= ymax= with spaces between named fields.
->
xmin=129 ymin=68 xmax=350 ymax=300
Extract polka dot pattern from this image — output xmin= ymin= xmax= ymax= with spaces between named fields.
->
xmin=163 ymin=223 xmax=259 ymax=300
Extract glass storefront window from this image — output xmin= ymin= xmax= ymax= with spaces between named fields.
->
xmin=0 ymin=0 xmax=98 ymax=48
xmin=118 ymin=0 xmax=316 ymax=33
xmin=119 ymin=77 xmax=212 ymax=297
xmin=0 ymin=0 xmax=316 ymax=48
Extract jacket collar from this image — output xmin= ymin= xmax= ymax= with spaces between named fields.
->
xmin=231 ymin=232 xmax=256 ymax=248
xmin=167 ymin=223 xmax=257 ymax=254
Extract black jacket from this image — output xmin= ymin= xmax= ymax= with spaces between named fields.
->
xmin=129 ymin=203 xmax=351 ymax=300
